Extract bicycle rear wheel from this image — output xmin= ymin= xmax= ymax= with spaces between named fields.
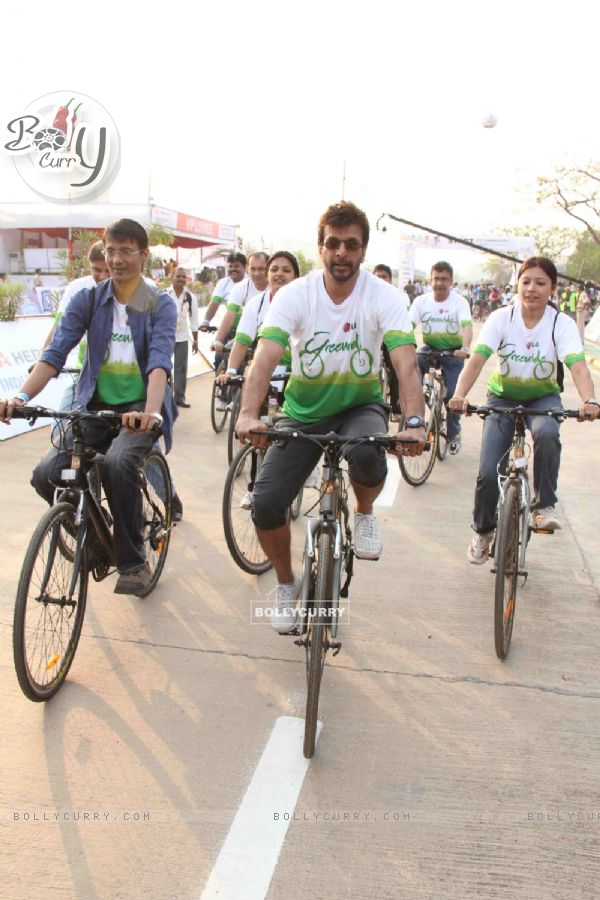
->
xmin=304 ymin=531 xmax=330 ymax=758
xmin=222 ymin=444 xmax=271 ymax=574
xmin=211 ymin=364 xmax=230 ymax=433
xmin=227 ymin=388 xmax=242 ymax=465
xmin=436 ymin=404 xmax=449 ymax=460
xmin=13 ymin=502 xmax=88 ymax=702
xmin=494 ymin=481 xmax=520 ymax=659
xmin=398 ymin=405 xmax=438 ymax=486
xmin=138 ymin=450 xmax=172 ymax=596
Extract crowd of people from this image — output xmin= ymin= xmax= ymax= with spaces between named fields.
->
xmin=0 ymin=202 xmax=598 ymax=617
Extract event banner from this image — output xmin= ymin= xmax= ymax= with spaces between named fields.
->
xmin=0 ymin=317 xmax=74 ymax=440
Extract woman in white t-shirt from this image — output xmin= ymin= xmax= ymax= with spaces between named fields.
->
xmin=449 ymin=257 xmax=599 ymax=564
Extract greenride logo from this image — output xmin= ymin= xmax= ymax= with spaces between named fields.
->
xmin=4 ymin=91 xmax=120 ymax=202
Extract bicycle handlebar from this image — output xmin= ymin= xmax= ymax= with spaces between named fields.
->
xmin=466 ymin=403 xmax=583 ymax=420
xmin=9 ymin=406 xmax=162 ymax=436
xmin=250 ymin=427 xmax=430 ymax=450
xmin=418 ymin=348 xmax=470 ymax=360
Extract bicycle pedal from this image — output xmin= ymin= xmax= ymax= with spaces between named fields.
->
xmin=531 ymin=527 xmax=554 ymax=535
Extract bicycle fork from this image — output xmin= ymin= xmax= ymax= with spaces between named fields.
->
xmin=297 ymin=516 xmax=343 ymax=653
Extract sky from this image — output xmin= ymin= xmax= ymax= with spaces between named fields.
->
xmin=1 ymin=0 xmax=598 ymax=276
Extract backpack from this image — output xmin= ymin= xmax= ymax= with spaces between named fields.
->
xmin=508 ymin=304 xmax=564 ymax=392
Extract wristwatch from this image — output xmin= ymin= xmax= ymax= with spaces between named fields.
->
xmin=150 ymin=412 xmax=164 ymax=424
xmin=584 ymin=399 xmax=599 ymax=407
xmin=404 ymin=415 xmax=424 ymax=429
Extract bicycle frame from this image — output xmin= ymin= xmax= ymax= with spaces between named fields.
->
xmin=495 ymin=413 xmax=531 ymax=573
xmin=300 ymin=456 xmax=351 ymax=642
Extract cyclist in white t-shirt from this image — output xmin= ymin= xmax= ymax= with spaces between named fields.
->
xmin=449 ymin=257 xmax=599 ymax=563
xmin=411 ymin=261 xmax=473 ymax=455
xmin=236 ymin=202 xmax=426 ymax=632
xmin=200 ymin=251 xmax=248 ymax=338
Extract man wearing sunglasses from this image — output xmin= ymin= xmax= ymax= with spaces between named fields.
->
xmin=236 ymin=201 xmax=426 ymax=633
xmin=1 ymin=218 xmax=177 ymax=597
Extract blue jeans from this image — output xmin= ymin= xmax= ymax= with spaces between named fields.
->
xmin=472 ymin=393 xmax=563 ymax=535
xmin=417 ymin=349 xmax=464 ymax=441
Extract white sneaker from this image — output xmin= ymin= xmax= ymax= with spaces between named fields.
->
xmin=269 ymin=576 xmax=301 ymax=633
xmin=354 ymin=513 xmax=383 ymax=560
xmin=304 ymin=467 xmax=319 ymax=489
xmin=239 ymin=490 xmax=253 ymax=510
xmin=467 ymin=531 xmax=495 ymax=565
xmin=449 ymin=435 xmax=462 ymax=455
xmin=216 ymin=398 xmax=228 ymax=412
xmin=532 ymin=506 xmax=561 ymax=531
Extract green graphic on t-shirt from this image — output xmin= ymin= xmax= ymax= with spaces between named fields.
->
xmin=299 ymin=330 xmax=374 ymax=380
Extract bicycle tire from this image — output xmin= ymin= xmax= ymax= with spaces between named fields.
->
xmin=211 ymin=364 xmax=230 ymax=433
xmin=304 ymin=531 xmax=330 ymax=758
xmin=138 ymin=450 xmax=172 ymax=596
xmin=227 ymin=388 xmax=242 ymax=465
xmin=436 ymin=404 xmax=449 ymax=460
xmin=13 ymin=502 xmax=88 ymax=702
xmin=398 ymin=407 xmax=438 ymax=486
xmin=494 ymin=480 xmax=520 ymax=660
xmin=222 ymin=444 xmax=271 ymax=574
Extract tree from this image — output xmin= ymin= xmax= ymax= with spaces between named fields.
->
xmin=564 ymin=233 xmax=600 ymax=282
xmin=56 ymin=228 xmax=102 ymax=281
xmin=294 ymin=250 xmax=315 ymax=276
xmin=505 ymin=225 xmax=579 ymax=260
xmin=483 ymin=257 xmax=514 ymax=287
xmin=146 ymin=222 xmax=175 ymax=248
xmin=537 ymin=163 xmax=600 ymax=246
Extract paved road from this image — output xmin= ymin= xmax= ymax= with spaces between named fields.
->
xmin=2 ymin=355 xmax=600 ymax=899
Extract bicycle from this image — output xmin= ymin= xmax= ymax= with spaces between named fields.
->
xmin=225 ymin=369 xmax=288 ymax=465
xmin=466 ymin=403 xmax=582 ymax=660
xmin=206 ymin=326 xmax=235 ymax=434
xmin=10 ymin=405 xmax=173 ymax=702
xmin=253 ymin=428 xmax=421 ymax=759
xmin=399 ymin=349 xmax=464 ymax=486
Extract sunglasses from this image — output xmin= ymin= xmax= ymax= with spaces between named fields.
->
xmin=321 ymin=237 xmax=364 ymax=252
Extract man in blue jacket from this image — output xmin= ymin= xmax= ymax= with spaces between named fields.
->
xmin=0 ymin=219 xmax=177 ymax=596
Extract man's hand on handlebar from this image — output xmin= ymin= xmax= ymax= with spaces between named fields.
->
xmin=453 ymin=349 xmax=470 ymax=360
xmin=0 ymin=396 xmax=26 ymax=424
xmin=393 ymin=425 xmax=426 ymax=457
xmin=235 ymin=413 xmax=268 ymax=448
xmin=448 ymin=395 xmax=468 ymax=415
xmin=121 ymin=411 xmax=161 ymax=434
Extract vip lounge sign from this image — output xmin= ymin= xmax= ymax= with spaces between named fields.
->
xmin=4 ymin=91 xmax=120 ymax=202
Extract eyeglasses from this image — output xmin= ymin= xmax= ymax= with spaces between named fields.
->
xmin=321 ymin=237 xmax=363 ymax=252
xmin=105 ymin=248 xmax=142 ymax=260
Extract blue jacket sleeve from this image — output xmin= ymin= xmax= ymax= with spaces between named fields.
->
xmin=40 ymin=288 xmax=91 ymax=372
xmin=147 ymin=292 xmax=177 ymax=376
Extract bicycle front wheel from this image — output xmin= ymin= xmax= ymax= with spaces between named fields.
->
xmin=211 ymin=366 xmax=230 ymax=433
xmin=13 ymin=502 xmax=88 ymax=702
xmin=139 ymin=450 xmax=172 ymax=596
xmin=494 ymin=481 xmax=520 ymax=659
xmin=436 ymin=404 xmax=449 ymax=460
xmin=222 ymin=444 xmax=271 ymax=574
xmin=227 ymin=388 xmax=241 ymax=465
xmin=398 ymin=408 xmax=438 ymax=486
xmin=304 ymin=531 xmax=330 ymax=758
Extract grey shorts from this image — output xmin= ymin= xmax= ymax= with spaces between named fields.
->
xmin=252 ymin=403 xmax=389 ymax=530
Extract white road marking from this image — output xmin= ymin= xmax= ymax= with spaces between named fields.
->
xmin=375 ymin=462 xmax=401 ymax=508
xmin=200 ymin=716 xmax=321 ymax=900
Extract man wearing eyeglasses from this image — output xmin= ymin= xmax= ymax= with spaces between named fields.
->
xmin=236 ymin=201 xmax=426 ymax=633
xmin=1 ymin=218 xmax=177 ymax=597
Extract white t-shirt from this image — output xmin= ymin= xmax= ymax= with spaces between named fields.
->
xmin=235 ymin=289 xmax=271 ymax=347
xmin=259 ymin=269 xmax=415 ymax=423
xmin=212 ymin=275 xmax=248 ymax=306
xmin=94 ymin=301 xmax=146 ymax=405
xmin=167 ymin=287 xmax=199 ymax=342
xmin=475 ymin=301 xmax=585 ymax=399
xmin=411 ymin=290 xmax=472 ymax=350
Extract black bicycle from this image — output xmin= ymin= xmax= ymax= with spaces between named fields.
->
xmin=254 ymin=428 xmax=422 ymax=758
xmin=11 ymin=406 xmax=173 ymax=701
xmin=467 ymin=404 xmax=582 ymax=659
xmin=400 ymin=349 xmax=465 ymax=486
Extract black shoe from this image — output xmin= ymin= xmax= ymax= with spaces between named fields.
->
xmin=114 ymin=563 xmax=152 ymax=597
xmin=176 ymin=400 xmax=191 ymax=408
xmin=172 ymin=495 xmax=183 ymax=522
